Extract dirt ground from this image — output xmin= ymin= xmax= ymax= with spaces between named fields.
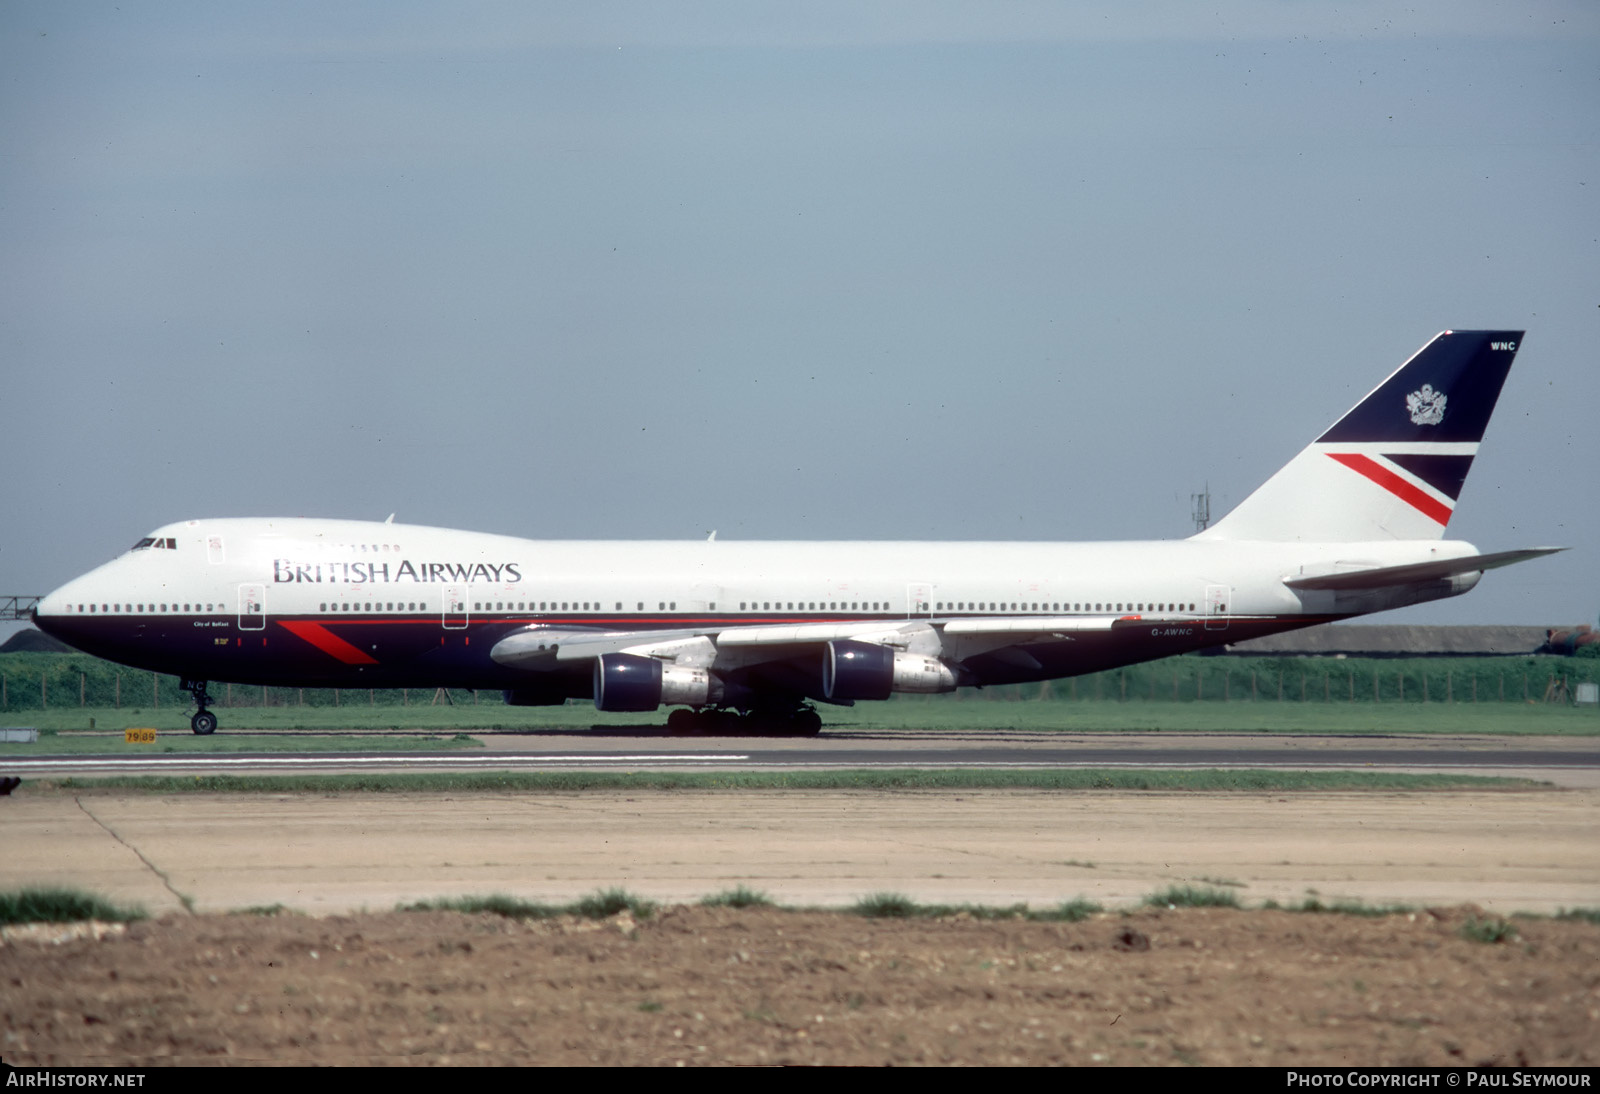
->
xmin=3 ymin=903 xmax=1597 ymax=1066
xmin=3 ymin=774 xmax=1596 ymax=1066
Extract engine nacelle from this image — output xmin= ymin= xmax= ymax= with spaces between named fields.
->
xmin=823 ymin=640 xmax=957 ymax=701
xmin=823 ymin=640 xmax=893 ymax=700
xmin=593 ymin=653 xmax=714 ymax=712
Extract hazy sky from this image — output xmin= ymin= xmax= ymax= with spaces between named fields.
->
xmin=3 ymin=1 xmax=1596 ymax=637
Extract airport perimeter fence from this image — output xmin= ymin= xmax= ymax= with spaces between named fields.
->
xmin=2 ymin=650 xmax=1598 ymax=713
xmin=0 ymin=651 xmax=478 ymax=713
xmin=978 ymin=653 xmax=1600 ymax=706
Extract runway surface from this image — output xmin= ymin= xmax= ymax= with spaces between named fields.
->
xmin=3 ymin=730 xmax=1596 ymax=918
xmin=8 ymin=730 xmax=1598 ymax=786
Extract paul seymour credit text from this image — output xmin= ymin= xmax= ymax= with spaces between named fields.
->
xmin=1288 ymin=1075 xmax=1591 ymax=1088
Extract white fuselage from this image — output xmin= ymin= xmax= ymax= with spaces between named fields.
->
xmin=35 ymin=516 xmax=1483 ymax=694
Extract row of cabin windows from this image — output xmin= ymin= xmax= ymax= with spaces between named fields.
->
xmin=456 ymin=601 xmax=902 ymax=613
xmin=444 ymin=600 xmax=1202 ymax=615
xmin=69 ymin=599 xmax=1206 ymax=618
xmin=740 ymin=602 xmax=888 ymax=611
xmin=469 ymin=601 xmax=632 ymax=612
xmin=71 ymin=603 xmax=220 ymax=614
xmin=321 ymin=602 xmax=427 ymax=612
xmin=933 ymin=601 xmax=1198 ymax=613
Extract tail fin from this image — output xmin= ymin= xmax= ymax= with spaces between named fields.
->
xmin=1195 ymin=330 xmax=1523 ymax=542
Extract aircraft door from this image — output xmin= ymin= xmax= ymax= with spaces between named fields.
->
xmin=1204 ymin=584 xmax=1230 ymax=631
xmin=238 ymin=584 xmax=266 ymax=631
xmin=906 ymin=583 xmax=933 ymax=618
xmin=443 ymin=586 xmax=468 ymax=630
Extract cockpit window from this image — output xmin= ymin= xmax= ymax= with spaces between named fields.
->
xmin=131 ymin=537 xmax=177 ymax=551
xmin=133 ymin=537 xmax=156 ymax=550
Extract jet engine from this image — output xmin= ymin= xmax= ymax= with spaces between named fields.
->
xmin=593 ymin=652 xmax=715 ymax=712
xmin=822 ymin=640 xmax=957 ymax=701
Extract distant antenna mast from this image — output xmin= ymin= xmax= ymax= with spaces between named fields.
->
xmin=1191 ymin=484 xmax=1211 ymax=533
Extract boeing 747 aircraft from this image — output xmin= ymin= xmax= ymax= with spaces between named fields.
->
xmin=34 ymin=330 xmax=1560 ymax=735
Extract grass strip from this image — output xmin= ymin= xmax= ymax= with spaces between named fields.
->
xmin=1460 ymin=915 xmax=1520 ymax=943
xmin=0 ymin=887 xmax=146 ymax=924
xmin=1144 ymin=884 xmax=1243 ymax=909
xmin=1265 ymin=897 xmax=1417 ymax=917
xmin=401 ymin=888 xmax=655 ymax=921
xmin=848 ymin=892 xmax=1105 ymax=921
xmin=8 ymin=699 xmax=1596 ymax=736
xmin=700 ymin=886 xmax=774 ymax=909
xmin=1 ymin=732 xmax=483 ymax=754
xmin=38 ymin=768 xmax=1545 ymax=795
xmin=8 ymin=885 xmax=1596 ymax=928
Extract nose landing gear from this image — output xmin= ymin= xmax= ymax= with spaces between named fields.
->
xmin=180 ymin=678 xmax=218 ymax=735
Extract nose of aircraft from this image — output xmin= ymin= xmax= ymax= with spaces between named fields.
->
xmin=32 ymin=584 xmax=71 ymax=637
xmin=31 ymin=574 xmax=98 ymax=651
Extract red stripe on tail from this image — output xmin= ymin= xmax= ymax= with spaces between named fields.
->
xmin=1327 ymin=452 xmax=1452 ymax=526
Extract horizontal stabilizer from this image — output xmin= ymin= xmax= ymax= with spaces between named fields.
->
xmin=1283 ymin=547 xmax=1564 ymax=591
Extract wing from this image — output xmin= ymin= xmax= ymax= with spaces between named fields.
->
xmin=488 ymin=614 xmax=1130 ymax=707
xmin=490 ymin=615 xmax=1122 ymax=669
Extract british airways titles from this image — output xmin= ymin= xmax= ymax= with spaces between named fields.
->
xmin=273 ymin=560 xmax=524 ymax=585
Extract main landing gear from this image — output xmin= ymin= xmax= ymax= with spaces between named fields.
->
xmin=181 ymin=678 xmax=218 ymax=735
xmin=666 ymin=705 xmax=822 ymax=738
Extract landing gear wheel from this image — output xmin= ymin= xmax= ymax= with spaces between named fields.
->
xmin=667 ymin=708 xmax=698 ymax=735
xmin=793 ymin=709 xmax=822 ymax=737
xmin=180 ymin=678 xmax=218 ymax=736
